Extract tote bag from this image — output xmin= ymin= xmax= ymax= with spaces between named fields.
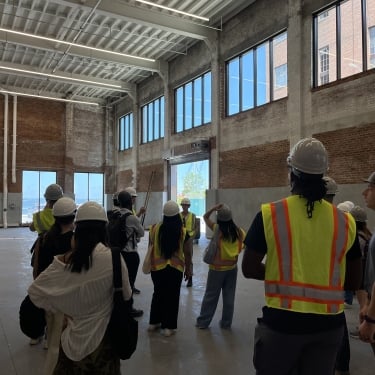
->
xmin=203 ymin=225 xmax=220 ymax=265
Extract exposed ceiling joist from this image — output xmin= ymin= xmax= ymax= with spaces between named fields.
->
xmin=60 ymin=0 xmax=217 ymax=40
xmin=0 ymin=29 xmax=161 ymax=72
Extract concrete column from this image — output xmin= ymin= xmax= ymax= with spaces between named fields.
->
xmin=206 ymin=34 xmax=220 ymax=190
xmin=159 ymin=61 xmax=170 ymax=198
xmin=287 ymin=0 xmax=311 ymax=148
xmin=64 ymin=103 xmax=74 ymax=195
xmin=130 ymin=87 xmax=139 ymax=188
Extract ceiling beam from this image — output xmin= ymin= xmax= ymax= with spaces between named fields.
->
xmin=0 ymin=61 xmax=135 ymax=93
xmin=0 ymin=30 xmax=161 ymax=72
xmin=60 ymin=0 xmax=217 ymax=40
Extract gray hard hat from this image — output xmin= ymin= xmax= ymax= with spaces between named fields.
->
xmin=350 ymin=205 xmax=367 ymax=222
xmin=44 ymin=184 xmax=63 ymax=201
xmin=287 ymin=138 xmax=328 ymax=175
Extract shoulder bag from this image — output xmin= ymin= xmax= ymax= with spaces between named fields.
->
xmin=203 ymin=225 xmax=220 ymax=264
xmin=107 ymin=248 xmax=138 ymax=360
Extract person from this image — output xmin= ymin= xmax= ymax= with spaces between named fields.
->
xmin=28 ymin=201 xmax=132 ymax=374
xmin=28 ymin=183 xmax=64 ymax=345
xmin=358 ymin=171 xmax=375 ymax=355
xmin=349 ymin=205 xmax=372 ymax=339
xmin=196 ymin=203 xmax=245 ymax=329
xmin=29 ymin=184 xmax=64 ymax=270
xmin=116 ymin=190 xmax=144 ymax=316
xmin=125 ymin=187 xmax=146 ymax=218
xmin=147 ymin=200 xmax=192 ymax=337
xmin=32 ymin=197 xmax=76 ymax=374
xmin=241 ymin=137 xmax=360 ymax=375
xmin=180 ymin=197 xmax=196 ymax=287
xmin=29 ymin=184 xmax=64 ymax=234
xmin=322 ymin=176 xmax=338 ymax=203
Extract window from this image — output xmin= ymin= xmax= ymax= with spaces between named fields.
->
xmin=175 ymin=72 xmax=211 ymax=133
xmin=369 ymin=26 xmax=375 ymax=68
xmin=74 ymin=172 xmax=104 ymax=206
xmin=22 ymin=170 xmax=57 ymax=224
xmin=118 ymin=113 xmax=133 ymax=151
xmin=319 ymin=46 xmax=330 ymax=85
xmin=274 ymin=64 xmax=288 ymax=90
xmin=141 ymin=96 xmax=164 ymax=143
xmin=226 ymin=31 xmax=287 ymax=116
xmin=313 ymin=0 xmax=375 ymax=86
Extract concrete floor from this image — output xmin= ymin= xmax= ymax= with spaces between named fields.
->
xmin=0 ymin=227 xmax=373 ymax=375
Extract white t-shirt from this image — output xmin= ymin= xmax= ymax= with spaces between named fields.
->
xmin=28 ymin=242 xmax=132 ymax=361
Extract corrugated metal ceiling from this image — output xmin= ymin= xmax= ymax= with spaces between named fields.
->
xmin=0 ymin=0 xmax=253 ymax=105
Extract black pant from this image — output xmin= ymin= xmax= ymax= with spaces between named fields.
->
xmin=121 ymin=251 xmax=140 ymax=291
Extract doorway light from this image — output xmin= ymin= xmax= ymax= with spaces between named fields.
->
xmin=0 ymin=89 xmax=99 ymax=106
xmin=0 ymin=27 xmax=155 ymax=63
xmin=134 ymin=0 xmax=210 ymax=22
xmin=0 ymin=65 xmax=124 ymax=90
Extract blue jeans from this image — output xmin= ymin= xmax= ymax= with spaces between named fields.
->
xmin=196 ymin=266 xmax=237 ymax=328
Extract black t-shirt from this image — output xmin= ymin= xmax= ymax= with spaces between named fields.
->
xmin=37 ymin=231 xmax=74 ymax=275
xmin=244 ymin=210 xmax=361 ymax=334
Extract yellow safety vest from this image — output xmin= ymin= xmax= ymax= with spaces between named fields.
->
xmin=180 ymin=212 xmax=196 ymax=238
xmin=33 ymin=208 xmax=55 ymax=235
xmin=150 ymin=223 xmax=186 ymax=272
xmin=262 ymin=195 xmax=356 ymax=315
xmin=209 ymin=224 xmax=245 ymax=271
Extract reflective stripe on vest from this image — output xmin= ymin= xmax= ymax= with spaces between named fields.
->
xmin=211 ymin=226 xmax=243 ymax=269
xmin=264 ymin=199 xmax=349 ymax=314
xmin=150 ymin=224 xmax=185 ymax=272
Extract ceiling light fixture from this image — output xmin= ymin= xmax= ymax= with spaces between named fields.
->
xmin=0 ymin=89 xmax=99 ymax=106
xmin=0 ymin=27 xmax=155 ymax=63
xmin=134 ymin=0 xmax=210 ymax=22
xmin=0 ymin=65 xmax=124 ymax=90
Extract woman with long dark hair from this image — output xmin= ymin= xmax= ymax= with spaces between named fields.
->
xmin=29 ymin=201 xmax=132 ymax=374
xmin=196 ymin=203 xmax=245 ymax=329
xmin=147 ymin=200 xmax=192 ymax=337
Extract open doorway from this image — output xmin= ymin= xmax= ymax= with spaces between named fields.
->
xmin=170 ymin=159 xmax=209 ymax=235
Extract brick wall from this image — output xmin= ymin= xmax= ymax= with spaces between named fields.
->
xmin=220 ymin=139 xmax=290 ymax=188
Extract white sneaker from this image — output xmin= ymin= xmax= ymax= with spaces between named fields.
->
xmin=29 ymin=336 xmax=42 ymax=345
xmin=161 ymin=328 xmax=174 ymax=337
xmin=148 ymin=324 xmax=160 ymax=332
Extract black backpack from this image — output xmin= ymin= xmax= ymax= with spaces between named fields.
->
xmin=106 ymin=211 xmax=132 ymax=248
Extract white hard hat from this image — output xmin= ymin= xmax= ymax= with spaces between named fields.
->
xmin=323 ymin=176 xmax=338 ymax=195
xmin=44 ymin=184 xmax=63 ymax=201
xmin=287 ymin=138 xmax=328 ymax=175
xmin=53 ymin=197 xmax=76 ymax=217
xmin=180 ymin=197 xmax=191 ymax=205
xmin=125 ymin=187 xmax=137 ymax=197
xmin=337 ymin=202 xmax=352 ymax=213
xmin=350 ymin=205 xmax=367 ymax=222
xmin=163 ymin=200 xmax=180 ymax=217
xmin=75 ymin=201 xmax=108 ymax=222
xmin=343 ymin=201 xmax=355 ymax=211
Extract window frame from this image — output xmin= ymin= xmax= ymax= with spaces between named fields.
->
xmin=174 ymin=71 xmax=212 ymax=133
xmin=141 ymin=96 xmax=165 ymax=144
xmin=225 ymin=30 xmax=288 ymax=116
xmin=312 ymin=0 xmax=374 ymax=87
xmin=118 ymin=112 xmax=133 ymax=151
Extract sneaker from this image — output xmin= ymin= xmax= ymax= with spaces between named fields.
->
xmin=186 ymin=278 xmax=192 ymax=287
xmin=161 ymin=328 xmax=174 ymax=337
xmin=133 ymin=287 xmax=141 ymax=295
xmin=349 ymin=328 xmax=359 ymax=339
xmin=130 ymin=308 xmax=144 ymax=318
xmin=148 ymin=324 xmax=161 ymax=332
xmin=29 ymin=336 xmax=43 ymax=345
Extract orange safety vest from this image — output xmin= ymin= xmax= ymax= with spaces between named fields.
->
xmin=262 ymin=196 xmax=356 ymax=314
xmin=209 ymin=224 xmax=244 ymax=271
xmin=150 ymin=223 xmax=186 ymax=272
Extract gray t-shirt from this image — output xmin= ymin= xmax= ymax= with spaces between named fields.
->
xmin=364 ymin=234 xmax=375 ymax=295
